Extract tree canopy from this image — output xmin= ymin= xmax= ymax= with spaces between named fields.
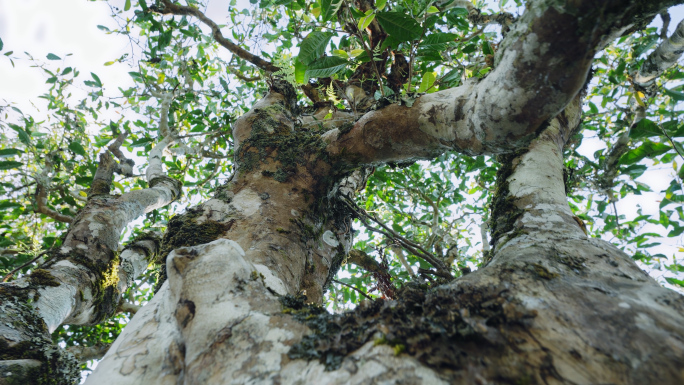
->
xmin=1 ymin=0 xmax=684 ymax=378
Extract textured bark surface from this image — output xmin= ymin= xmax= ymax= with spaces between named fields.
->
xmin=0 ymin=171 xmax=180 ymax=384
xmin=85 ymin=92 xmax=684 ymax=384
xmin=4 ymin=0 xmax=684 ymax=383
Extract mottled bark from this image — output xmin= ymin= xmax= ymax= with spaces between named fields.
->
xmin=0 ymin=160 xmax=179 ymax=383
xmin=89 ymin=86 xmax=684 ymax=385
xmin=7 ymin=0 xmax=684 ymax=384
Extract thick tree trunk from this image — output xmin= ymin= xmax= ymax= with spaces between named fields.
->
xmin=5 ymin=1 xmax=684 ymax=383
xmin=85 ymin=90 xmax=684 ymax=384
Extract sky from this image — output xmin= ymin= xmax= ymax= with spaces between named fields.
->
xmin=0 ymin=0 xmax=682 ymax=280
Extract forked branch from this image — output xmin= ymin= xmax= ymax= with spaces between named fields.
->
xmin=155 ymin=0 xmax=279 ymax=72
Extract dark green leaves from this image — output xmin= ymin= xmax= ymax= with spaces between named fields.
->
xmin=421 ymin=33 xmax=458 ymax=49
xmin=320 ymin=0 xmax=343 ymax=22
xmin=298 ymin=32 xmax=333 ymax=65
xmin=305 ymin=56 xmax=348 ymax=78
xmin=629 ymin=119 xmax=661 ymax=139
xmin=46 ymin=53 xmax=61 ymax=60
xmin=0 ymin=38 xmax=3 ymax=51
xmin=619 ymin=141 xmax=671 ymax=165
xmin=663 ymin=87 xmax=684 ymax=101
xmin=666 ymin=277 xmax=684 ymax=288
xmin=8 ymin=124 xmax=31 ymax=145
xmin=0 ymin=161 xmax=22 ymax=170
xmin=68 ymin=141 xmax=87 ymax=156
xmin=0 ymin=149 xmax=23 ymax=158
xmin=376 ymin=12 xmax=422 ymax=42
xmin=84 ymin=72 xmax=103 ymax=88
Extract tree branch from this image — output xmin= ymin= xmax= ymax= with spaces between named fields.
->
xmin=155 ymin=0 xmax=278 ymax=72
xmin=67 ymin=344 xmax=111 ymax=363
xmin=117 ymin=301 xmax=142 ymax=315
xmin=324 ymin=0 xmax=681 ymax=165
xmin=332 ymin=278 xmax=374 ymax=300
xmin=634 ymin=17 xmax=684 ymax=93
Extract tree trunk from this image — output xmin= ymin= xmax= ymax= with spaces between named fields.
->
xmin=85 ymin=89 xmax=684 ymax=384
xmin=4 ymin=1 xmax=684 ymax=383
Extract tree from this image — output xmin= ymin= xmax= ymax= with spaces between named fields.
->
xmin=1 ymin=0 xmax=684 ymax=383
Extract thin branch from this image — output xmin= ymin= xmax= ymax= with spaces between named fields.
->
xmin=634 ymin=18 xmax=684 ymax=92
xmin=156 ymin=0 xmax=279 ymax=72
xmin=660 ymin=11 xmax=672 ymax=40
xmin=1 ymin=250 xmax=49 ymax=283
xmin=117 ymin=301 xmax=142 ymax=315
xmin=390 ymin=245 xmax=416 ymax=278
xmin=659 ymin=122 xmax=684 ymax=159
xmin=67 ymin=344 xmax=111 ymax=363
xmin=332 ymin=279 xmax=374 ymax=300
xmin=228 ymin=66 xmax=261 ymax=82
xmin=342 ymin=196 xmax=451 ymax=276
xmin=35 ymin=183 xmax=74 ymax=223
xmin=197 ymin=161 xmax=222 ymax=187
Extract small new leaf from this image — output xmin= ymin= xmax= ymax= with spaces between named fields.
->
xmin=358 ymin=13 xmax=376 ymax=31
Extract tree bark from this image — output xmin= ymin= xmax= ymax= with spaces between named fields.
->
xmin=4 ymin=0 xmax=684 ymax=383
xmin=85 ymin=91 xmax=684 ymax=384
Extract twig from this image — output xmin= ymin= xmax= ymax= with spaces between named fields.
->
xmin=332 ymin=279 xmax=374 ymax=300
xmin=342 ymin=196 xmax=451 ymax=276
xmin=197 ymin=161 xmax=222 ymax=187
xmin=659 ymin=122 xmax=684 ymax=159
xmin=156 ymin=0 xmax=279 ymax=72
xmin=1 ymin=250 xmax=50 ymax=282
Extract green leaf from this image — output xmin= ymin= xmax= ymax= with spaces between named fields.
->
xmin=305 ymin=56 xmax=348 ymax=78
xmin=298 ymin=32 xmax=333 ymax=65
xmin=418 ymin=72 xmax=436 ymax=93
xmin=0 ymin=161 xmax=22 ymax=170
xmin=90 ymin=72 xmax=102 ymax=87
xmin=376 ymin=0 xmax=387 ymax=10
xmin=376 ymin=12 xmax=423 ymax=42
xmin=358 ymin=13 xmax=376 ymax=31
xmin=68 ymin=141 xmax=87 ymax=156
xmin=621 ymin=164 xmax=647 ymax=178
xmin=421 ymin=33 xmax=458 ymax=48
xmin=663 ymin=87 xmax=684 ymax=101
xmin=46 ymin=53 xmax=61 ymax=60
xmin=124 ymin=0 xmax=131 ymax=11
xmin=0 ymin=38 xmax=3 ymax=51
xmin=294 ymin=58 xmax=309 ymax=84
xmin=629 ymin=119 xmax=661 ymax=139
xmin=0 ymin=149 xmax=23 ymax=158
xmin=320 ymin=0 xmax=343 ymax=22
xmin=619 ymin=141 xmax=671 ymax=165
xmin=665 ymin=277 xmax=684 ymax=287
xmin=129 ymin=71 xmax=143 ymax=82
xmin=8 ymin=124 xmax=30 ymax=145
xmin=440 ymin=68 xmax=461 ymax=84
